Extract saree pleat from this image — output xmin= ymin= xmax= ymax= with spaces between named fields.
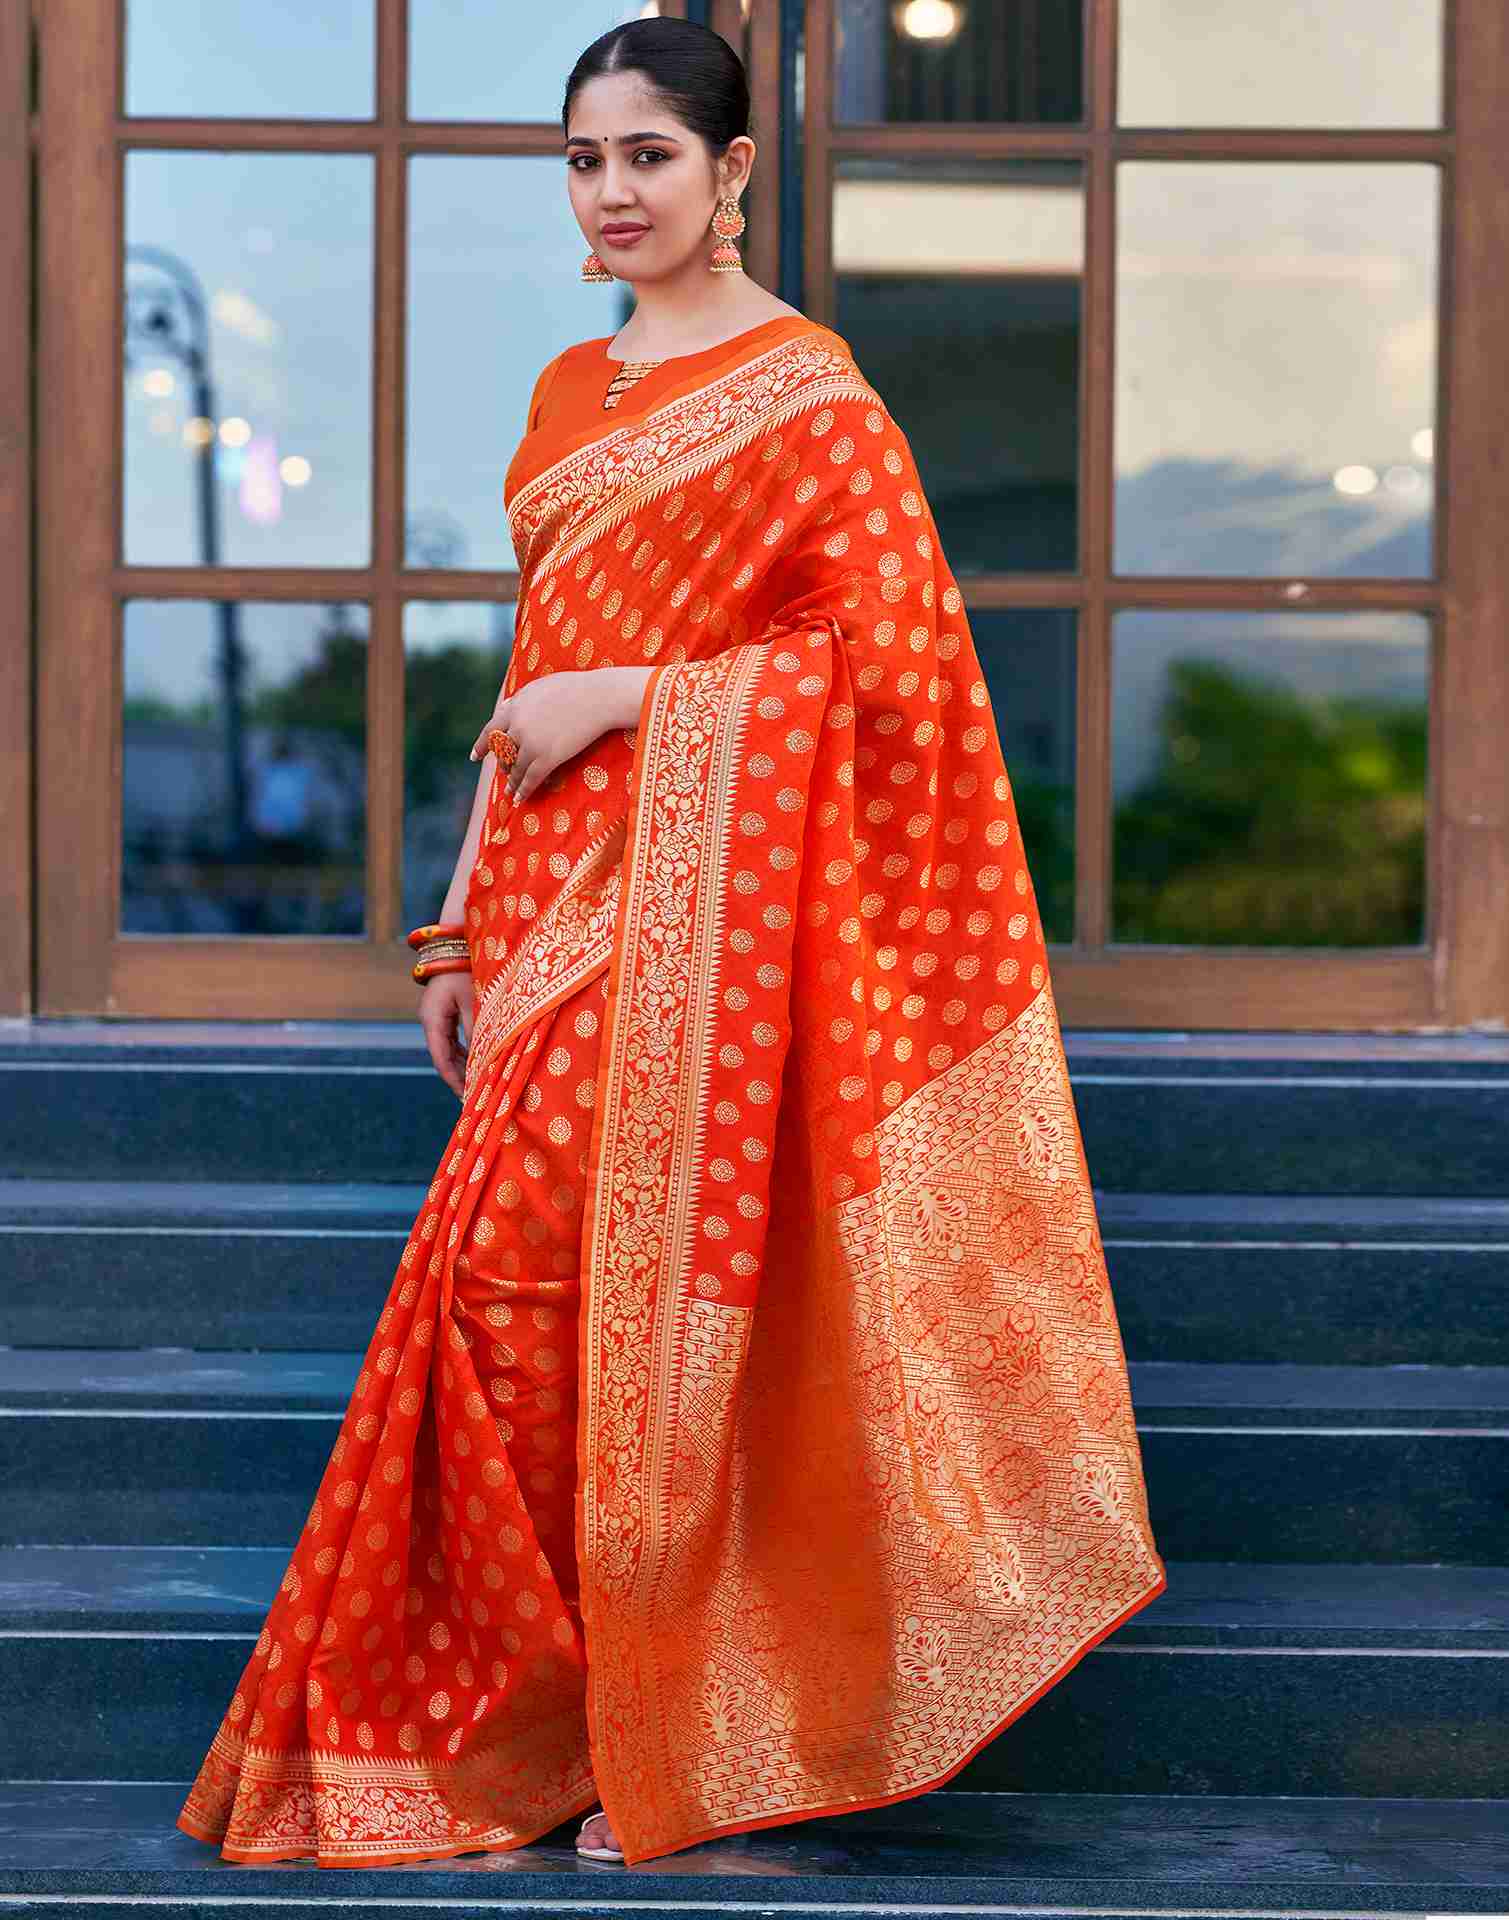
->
xmin=177 ymin=317 xmax=1166 ymax=1869
xmin=175 ymin=967 xmax=611 ymax=1864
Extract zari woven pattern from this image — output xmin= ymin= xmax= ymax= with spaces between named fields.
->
xmin=176 ymin=317 xmax=1166 ymax=1870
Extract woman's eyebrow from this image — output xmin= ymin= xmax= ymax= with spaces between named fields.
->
xmin=564 ymin=131 xmax=682 ymax=148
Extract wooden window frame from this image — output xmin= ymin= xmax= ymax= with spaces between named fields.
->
xmin=27 ymin=0 xmax=1509 ymax=1025
xmin=33 ymin=0 xmax=710 ymax=1017
xmin=0 ymin=0 xmax=32 ymax=1015
xmin=804 ymin=0 xmax=1508 ymax=1029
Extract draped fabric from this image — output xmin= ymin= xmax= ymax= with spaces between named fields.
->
xmin=176 ymin=315 xmax=1166 ymax=1870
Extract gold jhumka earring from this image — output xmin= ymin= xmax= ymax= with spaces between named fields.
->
xmin=709 ymin=192 xmax=745 ymax=272
xmin=581 ymin=246 xmax=613 ymax=284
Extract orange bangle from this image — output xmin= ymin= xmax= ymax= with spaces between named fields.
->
xmin=407 ymin=920 xmax=465 ymax=952
xmin=412 ymin=954 xmax=472 ymax=984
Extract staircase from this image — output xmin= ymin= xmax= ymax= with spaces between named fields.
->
xmin=1 ymin=1017 xmax=1507 ymax=1917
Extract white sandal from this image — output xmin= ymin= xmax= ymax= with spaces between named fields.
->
xmin=576 ymin=1811 xmax=625 ymax=1863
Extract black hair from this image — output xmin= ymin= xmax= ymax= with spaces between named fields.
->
xmin=562 ymin=16 xmax=752 ymax=157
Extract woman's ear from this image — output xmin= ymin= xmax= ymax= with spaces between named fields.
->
xmin=719 ymin=135 xmax=756 ymax=199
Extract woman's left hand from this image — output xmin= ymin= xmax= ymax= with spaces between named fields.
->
xmin=468 ymin=668 xmax=636 ymax=809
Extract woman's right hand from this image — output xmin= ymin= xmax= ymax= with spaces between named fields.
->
xmin=416 ymin=969 xmax=474 ymax=1099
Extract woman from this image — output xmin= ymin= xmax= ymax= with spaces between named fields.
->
xmin=175 ymin=16 xmax=1166 ymax=1872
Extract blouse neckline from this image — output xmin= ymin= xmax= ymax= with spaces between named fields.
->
xmin=598 ymin=313 xmax=804 ymax=368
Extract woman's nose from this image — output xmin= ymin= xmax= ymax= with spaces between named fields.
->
xmin=597 ymin=161 xmax=637 ymax=206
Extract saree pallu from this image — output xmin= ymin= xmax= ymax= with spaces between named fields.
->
xmin=176 ymin=319 xmax=1167 ymax=1869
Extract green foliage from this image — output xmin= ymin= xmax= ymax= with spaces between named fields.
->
xmin=1010 ymin=777 xmax=1075 ymax=945
xmin=402 ymin=642 xmax=507 ymax=809
xmin=1113 ymin=659 xmax=1426 ymax=945
xmin=252 ymin=624 xmax=368 ymax=746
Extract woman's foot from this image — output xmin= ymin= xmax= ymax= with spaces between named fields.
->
xmin=576 ymin=1808 xmax=624 ymax=1862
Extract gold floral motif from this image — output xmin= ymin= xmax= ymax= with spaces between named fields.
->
xmin=577 ymin=616 xmax=1165 ymax=1858
xmin=509 ymin=333 xmax=875 ymax=580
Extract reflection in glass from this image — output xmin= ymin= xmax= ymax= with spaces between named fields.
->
xmin=123 ymin=601 xmax=369 ymax=936
xmin=1112 ymin=611 xmax=1428 ymax=945
xmin=834 ymin=0 xmax=1082 ymax=124
xmin=409 ymin=0 xmax=644 ymax=121
xmin=835 ymin=157 xmax=1082 ymax=574
xmin=403 ymin=603 xmax=515 ymax=933
xmin=1119 ymin=0 xmax=1442 ymax=130
xmin=124 ymin=152 xmax=374 ymax=568
xmin=125 ymin=0 xmax=375 ymax=120
xmin=1115 ymin=164 xmax=1438 ymax=578
xmin=971 ymin=609 xmax=1076 ymax=944
xmin=408 ymin=158 xmax=617 ymax=572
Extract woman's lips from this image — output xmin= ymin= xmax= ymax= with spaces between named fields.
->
xmin=601 ymin=225 xmax=650 ymax=246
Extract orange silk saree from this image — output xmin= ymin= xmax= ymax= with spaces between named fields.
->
xmin=176 ymin=313 xmax=1166 ymax=1870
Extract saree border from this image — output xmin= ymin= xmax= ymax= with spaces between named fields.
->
xmin=509 ymin=332 xmax=880 ymax=581
xmin=509 ymin=328 xmax=825 ymax=535
xmin=620 ymin=976 xmax=1170 ymax=1863
xmin=176 ymin=1714 xmax=598 ymax=1867
xmin=579 ymin=644 xmax=759 ymax=1586
xmin=576 ymin=640 xmax=1169 ymax=1859
xmin=463 ymin=810 xmax=628 ymax=1099
xmin=577 ymin=643 xmax=778 ymax=1828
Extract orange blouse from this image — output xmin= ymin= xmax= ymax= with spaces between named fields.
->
xmin=505 ymin=315 xmax=824 ymax=509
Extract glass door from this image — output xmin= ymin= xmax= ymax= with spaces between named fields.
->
xmin=36 ymin=0 xmax=740 ymax=1017
xmin=800 ymin=0 xmax=1508 ymax=1028
xmin=34 ymin=0 xmax=1509 ymax=1025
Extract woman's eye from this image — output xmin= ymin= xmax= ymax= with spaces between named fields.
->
xmin=566 ymin=149 xmax=666 ymax=171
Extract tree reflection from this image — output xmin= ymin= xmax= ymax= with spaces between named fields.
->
xmin=1113 ymin=660 xmax=1427 ymax=945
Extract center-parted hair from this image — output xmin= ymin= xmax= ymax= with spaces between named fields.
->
xmin=563 ymin=16 xmax=752 ymax=156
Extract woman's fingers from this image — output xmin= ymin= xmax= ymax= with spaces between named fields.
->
xmin=500 ymin=748 xmax=537 ymax=807
xmin=418 ymin=981 xmax=468 ymax=1098
xmin=469 ymin=699 xmax=509 ymax=763
xmin=510 ymin=756 xmax=546 ymax=806
xmin=422 ymin=1016 xmax=462 ymax=1098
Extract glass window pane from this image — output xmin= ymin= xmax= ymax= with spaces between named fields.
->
xmin=1112 ymin=611 xmax=1428 ymax=946
xmin=407 ymin=157 xmax=618 ymax=572
xmin=835 ymin=0 xmax=1082 ymax=124
xmin=972 ymin=608 xmax=1077 ymax=944
xmin=409 ymin=0 xmax=644 ymax=121
xmin=835 ymin=157 xmax=1082 ymax=574
xmin=1119 ymin=0 xmax=1442 ymax=129
xmin=125 ymin=0 xmax=375 ymax=120
xmin=123 ymin=601 xmax=368 ymax=936
xmin=124 ymin=153 xmax=374 ymax=568
xmin=403 ymin=602 xmax=514 ymax=933
xmin=1115 ymin=164 xmax=1438 ymax=578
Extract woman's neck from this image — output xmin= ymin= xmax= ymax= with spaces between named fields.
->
xmin=608 ymin=271 xmax=796 ymax=360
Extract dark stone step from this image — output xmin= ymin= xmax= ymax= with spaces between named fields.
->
xmin=1101 ymin=1192 xmax=1509 ymax=1365
xmin=0 ymin=1782 xmax=1506 ymax=1913
xmin=0 ymin=1052 xmax=455 ymax=1184
xmin=1072 ymin=1061 xmax=1509 ymax=1195
xmin=0 ymin=1179 xmax=417 ymax=1351
xmin=4 ymin=1027 xmax=1509 ymax=1193
xmin=4 ymin=1346 xmax=1505 ymax=1421
xmin=1 ymin=1354 xmax=1503 ymax=1560
xmin=5 ymin=1183 xmax=1508 ymax=1364
xmin=9 ymin=1547 xmax=1506 ymax=1648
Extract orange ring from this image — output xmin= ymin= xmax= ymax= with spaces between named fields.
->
xmin=487 ymin=726 xmax=519 ymax=769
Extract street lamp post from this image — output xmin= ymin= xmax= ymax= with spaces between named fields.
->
xmin=125 ymin=244 xmax=252 ymax=865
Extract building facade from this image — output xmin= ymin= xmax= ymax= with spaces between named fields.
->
xmin=5 ymin=0 xmax=1505 ymax=1028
